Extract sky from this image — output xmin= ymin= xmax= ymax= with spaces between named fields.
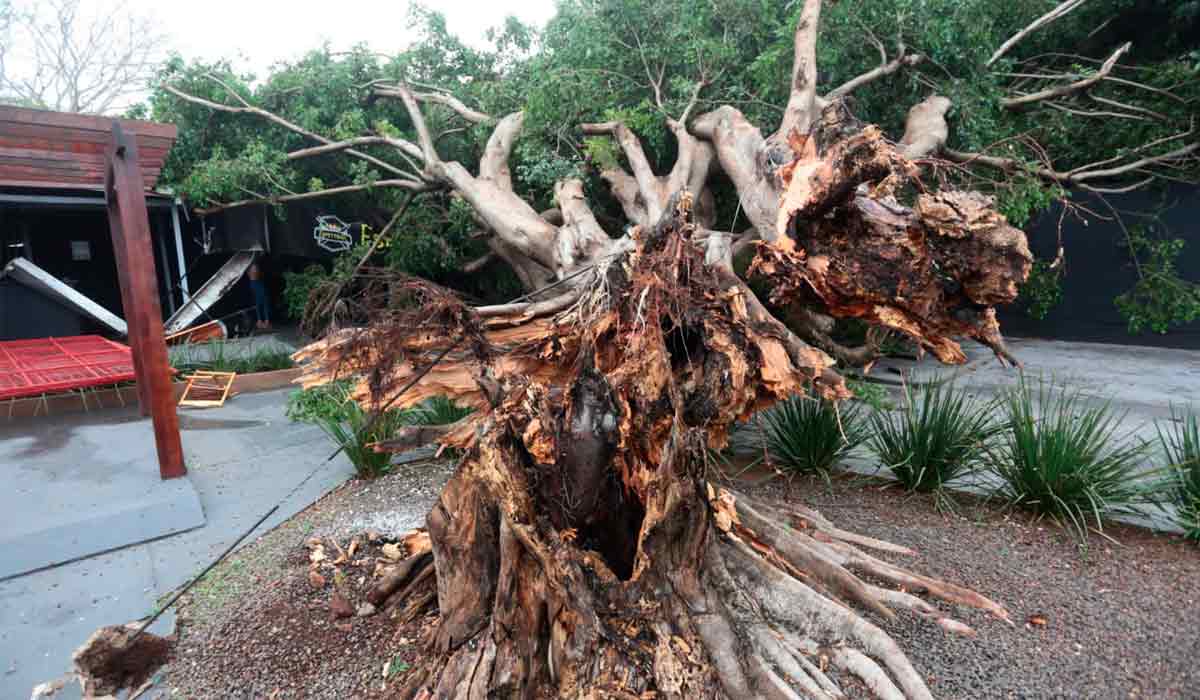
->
xmin=125 ymin=0 xmax=560 ymax=76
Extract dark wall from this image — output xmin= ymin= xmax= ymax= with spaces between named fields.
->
xmin=0 ymin=278 xmax=84 ymax=339
xmin=0 ymin=199 xmax=180 ymax=335
xmin=999 ymin=183 xmax=1200 ymax=349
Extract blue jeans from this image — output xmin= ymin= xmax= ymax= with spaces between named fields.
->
xmin=250 ymin=279 xmax=269 ymax=322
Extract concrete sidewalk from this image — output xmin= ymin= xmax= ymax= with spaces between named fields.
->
xmin=0 ymin=388 xmax=355 ymax=699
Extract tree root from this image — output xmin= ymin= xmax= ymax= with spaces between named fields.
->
xmin=369 ymin=481 xmax=1005 ymax=700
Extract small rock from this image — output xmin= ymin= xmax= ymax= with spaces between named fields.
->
xmin=329 ymin=592 xmax=354 ymax=619
xmin=356 ymin=603 xmax=377 ymax=617
xmin=365 ymin=529 xmax=382 ymax=543
xmin=308 ymin=571 xmax=326 ymax=589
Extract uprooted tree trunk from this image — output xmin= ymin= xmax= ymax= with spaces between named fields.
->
xmin=270 ymin=2 xmax=1030 ymax=697
xmin=294 ymin=124 xmax=1029 ymax=698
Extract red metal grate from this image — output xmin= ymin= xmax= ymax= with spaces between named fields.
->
xmin=0 ymin=335 xmax=135 ymax=400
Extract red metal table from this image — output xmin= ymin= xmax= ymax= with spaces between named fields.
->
xmin=0 ymin=335 xmax=135 ymax=404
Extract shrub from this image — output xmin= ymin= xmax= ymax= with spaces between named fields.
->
xmin=760 ymin=395 xmax=866 ymax=479
xmin=1158 ymin=406 xmax=1200 ymax=541
xmin=286 ymin=382 xmax=472 ymax=478
xmin=285 ymin=379 xmax=355 ymax=423
xmin=316 ymin=399 xmax=410 ymax=479
xmin=403 ymin=395 xmax=474 ymax=426
xmin=988 ymin=378 xmax=1153 ymax=538
xmin=170 ymin=340 xmax=295 ymax=374
xmin=869 ymin=379 xmax=1000 ymax=493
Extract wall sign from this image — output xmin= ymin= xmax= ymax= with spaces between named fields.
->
xmin=313 ymin=215 xmax=354 ymax=253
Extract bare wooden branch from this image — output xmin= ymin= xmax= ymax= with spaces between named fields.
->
xmin=581 ymin=120 xmax=662 ymax=221
xmin=987 ymin=0 xmax=1091 ymax=67
xmin=287 ymin=135 xmax=424 ymax=164
xmin=373 ymin=85 xmax=492 ymax=124
xmin=1001 ymin=42 xmax=1131 ymax=109
xmin=193 ymin=179 xmax=428 ymax=215
xmin=825 ymin=46 xmax=923 ymax=100
xmin=1088 ymin=95 xmax=1172 ymax=122
xmin=165 ymin=83 xmax=412 ymax=179
xmin=1071 ymin=142 xmax=1199 ymax=182
xmin=462 ymin=252 xmax=497 ymax=274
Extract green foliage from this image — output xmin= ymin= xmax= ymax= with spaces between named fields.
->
xmin=286 ymin=382 xmax=472 ymax=478
xmin=1019 ymin=259 xmax=1063 ymax=321
xmin=760 ymin=395 xmax=866 ymax=479
xmin=869 ymin=379 xmax=1000 ymax=493
xmin=401 ymin=395 xmax=475 ymax=427
xmin=1157 ymin=406 xmax=1200 ymax=541
xmin=282 ymin=263 xmax=332 ymax=321
xmin=169 ymin=340 xmax=295 ymax=374
xmin=1115 ymin=226 xmax=1200 ymax=334
xmin=987 ymin=378 xmax=1154 ymax=539
xmin=142 ymin=0 xmax=1198 ymax=334
xmin=285 ymin=379 xmax=355 ymax=424
xmin=316 ymin=399 xmax=410 ymax=479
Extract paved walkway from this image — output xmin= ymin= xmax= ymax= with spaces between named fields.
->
xmin=873 ymin=336 xmax=1200 ymax=423
xmin=0 ymin=388 xmax=355 ymax=699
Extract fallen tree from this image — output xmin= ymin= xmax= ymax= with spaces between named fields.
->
xmin=174 ymin=2 xmax=1037 ymax=697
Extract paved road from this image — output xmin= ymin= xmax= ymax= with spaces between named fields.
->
xmin=0 ymin=388 xmax=354 ymax=699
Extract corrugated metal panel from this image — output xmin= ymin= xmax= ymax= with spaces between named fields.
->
xmin=163 ymin=251 xmax=255 ymax=333
xmin=0 ymin=257 xmax=127 ymax=336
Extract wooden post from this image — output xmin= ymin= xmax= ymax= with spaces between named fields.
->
xmin=105 ymin=121 xmax=186 ymax=480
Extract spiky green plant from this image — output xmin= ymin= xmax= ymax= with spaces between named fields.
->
xmin=760 ymin=395 xmax=866 ymax=479
xmin=869 ymin=379 xmax=1000 ymax=493
xmin=316 ymin=399 xmax=410 ymax=479
xmin=1158 ymin=405 xmax=1200 ymax=541
xmin=403 ymin=395 xmax=474 ymax=426
xmin=170 ymin=339 xmax=295 ymax=374
xmin=288 ymin=383 xmax=472 ymax=478
xmin=988 ymin=378 xmax=1154 ymax=539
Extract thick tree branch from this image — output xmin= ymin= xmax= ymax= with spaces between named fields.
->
xmin=581 ymin=121 xmax=663 ymax=222
xmin=479 ymin=112 xmax=526 ymax=190
xmin=777 ymin=0 xmax=823 ymax=139
xmin=287 ymin=135 xmax=424 ymax=165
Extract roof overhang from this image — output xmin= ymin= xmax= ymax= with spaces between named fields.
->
xmin=0 ymin=106 xmax=177 ymax=190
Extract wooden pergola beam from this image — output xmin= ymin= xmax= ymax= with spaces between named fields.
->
xmin=105 ymin=121 xmax=185 ymax=480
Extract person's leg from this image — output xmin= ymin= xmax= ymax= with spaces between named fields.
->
xmin=252 ymin=281 xmax=269 ymax=330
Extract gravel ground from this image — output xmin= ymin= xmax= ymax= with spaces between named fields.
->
xmin=741 ymin=474 xmax=1200 ymax=700
xmin=158 ymin=459 xmax=454 ymax=699
xmin=158 ymin=465 xmax=1198 ymax=699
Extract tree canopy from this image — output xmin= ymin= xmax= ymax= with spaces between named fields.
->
xmin=147 ymin=0 xmax=1198 ymax=329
